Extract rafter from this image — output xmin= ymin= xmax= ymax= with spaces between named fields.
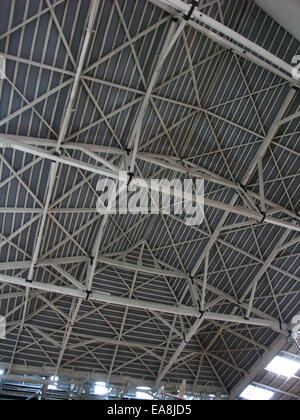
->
xmin=149 ymin=0 xmax=300 ymax=86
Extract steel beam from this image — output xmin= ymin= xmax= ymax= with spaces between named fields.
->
xmin=1 ymin=135 xmax=299 ymax=233
xmin=127 ymin=19 xmax=185 ymax=172
xmin=243 ymin=229 xmax=292 ymax=319
xmin=0 ymin=255 xmax=292 ymax=326
xmin=3 ymin=135 xmax=298 ymax=222
xmin=2 ymin=0 xmax=101 ymax=376
xmin=148 ymin=0 xmax=299 ymax=86
xmin=153 ymin=88 xmax=297 ymax=383
xmin=0 ymin=362 xmax=224 ymax=395
xmin=0 ymin=274 xmax=288 ymax=332
xmin=252 ymin=382 xmax=300 ymax=400
xmin=191 ymin=88 xmax=297 ymax=277
xmin=229 ymin=333 xmax=289 ymax=400
xmin=156 ymin=318 xmax=204 ymax=386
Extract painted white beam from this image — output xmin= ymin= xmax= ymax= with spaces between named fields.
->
xmin=0 ymin=135 xmax=119 ymax=180
xmin=156 ymin=318 xmax=204 ymax=386
xmin=191 ymin=88 xmax=297 ymax=277
xmin=0 ymin=255 xmax=291 ymax=326
xmin=67 ymin=330 xmax=163 ymax=362
xmin=243 ymin=229 xmax=292 ymax=319
xmin=51 ymin=264 xmax=83 ymax=290
xmin=153 ymin=88 xmax=297 ymax=382
xmin=0 ymin=55 xmax=6 ymax=79
xmin=1 ymin=135 xmax=299 ymax=233
xmin=278 ymin=110 xmax=300 ymax=126
xmin=27 ymin=163 xmax=57 ymax=282
xmin=48 ymin=0 xmax=100 ymax=150
xmin=201 ymin=252 xmax=209 ymax=312
xmin=229 ymin=333 xmax=289 ymax=400
xmin=3 ymin=135 xmax=298 ymax=222
xmin=202 ymin=312 xmax=285 ymax=331
xmin=1 ymin=362 xmax=224 ymax=394
xmin=128 ymin=19 xmax=185 ymax=172
xmin=3 ymin=2 xmax=102 ymax=376
xmin=97 ymin=255 xmax=186 ymax=278
xmin=149 ymin=0 xmax=299 ymax=85
xmin=252 ymin=382 xmax=300 ymax=400
xmin=0 ymin=274 xmax=288 ymax=332
xmin=0 ymin=273 xmax=200 ymax=317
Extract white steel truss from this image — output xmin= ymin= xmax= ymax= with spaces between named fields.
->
xmin=0 ymin=0 xmax=299 ymax=400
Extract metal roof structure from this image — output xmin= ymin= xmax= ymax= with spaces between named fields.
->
xmin=0 ymin=0 xmax=299 ymax=400
xmin=249 ymin=343 xmax=300 ymax=401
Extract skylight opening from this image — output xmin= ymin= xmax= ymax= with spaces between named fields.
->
xmin=136 ymin=387 xmax=153 ymax=400
xmin=48 ymin=376 xmax=59 ymax=391
xmin=94 ymin=382 xmax=111 ymax=396
xmin=240 ymin=385 xmax=274 ymax=401
xmin=136 ymin=392 xmax=153 ymax=400
xmin=266 ymin=355 xmax=300 ymax=378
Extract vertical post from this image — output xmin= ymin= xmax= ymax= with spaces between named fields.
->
xmin=258 ymin=158 xmax=266 ymax=214
xmin=201 ymin=252 xmax=209 ymax=312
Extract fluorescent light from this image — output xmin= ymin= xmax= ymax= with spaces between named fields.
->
xmin=94 ymin=382 xmax=111 ymax=396
xmin=0 ymin=368 xmax=4 ymax=376
xmin=137 ymin=386 xmax=151 ymax=391
xmin=266 ymin=356 xmax=300 ymax=378
xmin=240 ymin=385 xmax=274 ymax=401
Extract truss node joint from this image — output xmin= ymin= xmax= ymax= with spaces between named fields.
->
xmin=52 ymin=149 xmax=63 ymax=160
xmin=184 ymin=0 xmax=199 ymax=22
xmin=199 ymin=310 xmax=205 ymax=319
xmin=259 ymin=211 xmax=267 ymax=224
xmin=189 ymin=274 xmax=195 ymax=285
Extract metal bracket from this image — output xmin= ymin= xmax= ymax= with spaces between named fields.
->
xmin=260 ymin=211 xmax=267 ymax=224
xmin=199 ymin=310 xmax=205 ymax=319
xmin=239 ymin=183 xmax=248 ymax=193
xmin=184 ymin=0 xmax=199 ymax=21
xmin=51 ymin=149 xmax=63 ymax=162
xmin=189 ymin=275 xmax=195 ymax=285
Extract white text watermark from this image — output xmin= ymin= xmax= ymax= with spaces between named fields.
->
xmin=96 ymin=173 xmax=204 ymax=226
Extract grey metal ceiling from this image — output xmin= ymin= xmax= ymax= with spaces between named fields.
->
xmin=0 ymin=0 xmax=299 ymax=399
